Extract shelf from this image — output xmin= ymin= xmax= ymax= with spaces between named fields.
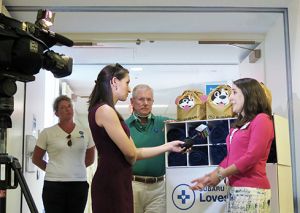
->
xmin=165 ymin=117 xmax=236 ymax=167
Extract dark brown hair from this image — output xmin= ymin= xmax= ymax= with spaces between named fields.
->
xmin=232 ymin=78 xmax=272 ymax=128
xmin=88 ymin=63 xmax=129 ymax=120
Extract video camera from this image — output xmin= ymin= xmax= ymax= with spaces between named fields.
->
xmin=0 ymin=11 xmax=74 ymax=212
xmin=0 ymin=9 xmax=73 ymax=82
xmin=0 ymin=10 xmax=73 ymax=129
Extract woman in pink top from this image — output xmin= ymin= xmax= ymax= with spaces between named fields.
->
xmin=190 ymin=78 xmax=274 ymax=212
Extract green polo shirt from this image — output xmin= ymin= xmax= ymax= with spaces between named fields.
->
xmin=125 ymin=113 xmax=170 ymax=177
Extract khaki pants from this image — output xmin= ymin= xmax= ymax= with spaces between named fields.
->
xmin=132 ymin=180 xmax=166 ymax=213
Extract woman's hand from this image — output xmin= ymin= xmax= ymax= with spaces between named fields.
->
xmin=190 ymin=174 xmax=211 ymax=190
xmin=206 ymin=171 xmax=221 ymax=186
xmin=190 ymin=170 xmax=222 ymax=190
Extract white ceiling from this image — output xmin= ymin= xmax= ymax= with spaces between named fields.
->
xmin=2 ymin=1 xmax=286 ymax=121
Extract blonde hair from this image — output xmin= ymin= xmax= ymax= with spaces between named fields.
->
xmin=260 ymin=82 xmax=272 ymax=106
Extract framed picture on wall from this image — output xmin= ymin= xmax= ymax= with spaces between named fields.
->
xmin=25 ymin=135 xmax=37 ymax=173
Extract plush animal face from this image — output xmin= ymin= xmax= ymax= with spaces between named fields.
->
xmin=178 ymin=95 xmax=195 ymax=111
xmin=211 ymin=88 xmax=230 ymax=106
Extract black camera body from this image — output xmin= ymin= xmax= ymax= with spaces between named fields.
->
xmin=0 ymin=12 xmax=73 ymax=82
xmin=0 ymin=11 xmax=74 ymax=129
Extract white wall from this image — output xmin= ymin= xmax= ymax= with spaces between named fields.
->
xmin=239 ymin=43 xmax=265 ymax=82
xmin=22 ymin=71 xmax=46 ymax=213
xmin=264 ymin=16 xmax=288 ymax=118
xmin=22 ymin=71 xmax=59 ymax=213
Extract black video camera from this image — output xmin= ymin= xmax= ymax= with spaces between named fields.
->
xmin=0 ymin=10 xmax=74 ymax=129
xmin=0 ymin=10 xmax=73 ymax=82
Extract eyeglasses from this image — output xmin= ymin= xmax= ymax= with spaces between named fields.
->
xmin=66 ymin=134 xmax=72 ymax=147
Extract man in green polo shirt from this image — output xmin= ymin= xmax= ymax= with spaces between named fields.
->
xmin=125 ymin=84 xmax=171 ymax=213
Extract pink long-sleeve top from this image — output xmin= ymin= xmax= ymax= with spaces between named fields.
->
xmin=219 ymin=113 xmax=274 ymax=189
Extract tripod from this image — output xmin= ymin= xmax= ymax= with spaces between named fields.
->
xmin=0 ymin=75 xmax=38 ymax=213
xmin=0 ymin=151 xmax=38 ymax=213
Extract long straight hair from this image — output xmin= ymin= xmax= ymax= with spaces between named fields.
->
xmin=232 ymin=78 xmax=272 ymax=128
xmin=88 ymin=63 xmax=129 ymax=120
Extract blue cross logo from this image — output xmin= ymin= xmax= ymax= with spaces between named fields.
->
xmin=177 ymin=190 xmax=190 ymax=204
xmin=172 ymin=184 xmax=195 ymax=210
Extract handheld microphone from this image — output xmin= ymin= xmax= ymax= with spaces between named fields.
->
xmin=181 ymin=124 xmax=209 ymax=151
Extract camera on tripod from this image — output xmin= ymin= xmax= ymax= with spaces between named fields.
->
xmin=0 ymin=9 xmax=74 ymax=129
xmin=0 ymin=10 xmax=74 ymax=212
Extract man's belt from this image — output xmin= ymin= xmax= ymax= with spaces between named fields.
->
xmin=132 ymin=175 xmax=164 ymax=184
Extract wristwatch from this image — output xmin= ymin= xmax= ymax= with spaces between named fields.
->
xmin=216 ymin=170 xmax=225 ymax=182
